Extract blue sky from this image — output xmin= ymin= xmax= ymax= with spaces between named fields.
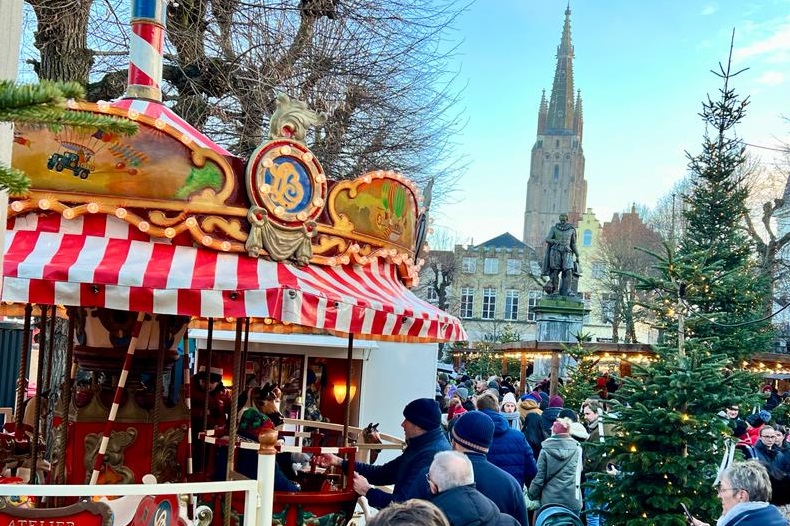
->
xmin=431 ymin=1 xmax=790 ymax=248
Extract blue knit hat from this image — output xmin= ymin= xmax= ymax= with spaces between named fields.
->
xmin=403 ymin=398 xmax=441 ymax=431
xmin=451 ymin=411 xmax=494 ymax=454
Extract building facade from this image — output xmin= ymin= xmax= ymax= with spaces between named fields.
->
xmin=450 ymin=233 xmax=541 ymax=344
xmin=522 ymin=6 xmax=587 ymax=251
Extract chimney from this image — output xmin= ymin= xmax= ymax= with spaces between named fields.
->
xmin=126 ymin=0 xmax=167 ymax=101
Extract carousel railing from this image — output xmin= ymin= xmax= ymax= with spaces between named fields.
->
xmin=0 ymin=478 xmax=259 ymax=525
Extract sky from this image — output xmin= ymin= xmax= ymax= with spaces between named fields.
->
xmin=430 ymin=0 xmax=790 ymax=248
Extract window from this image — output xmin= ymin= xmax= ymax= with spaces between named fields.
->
xmin=505 ymin=290 xmax=519 ymax=321
xmin=530 ymin=261 xmax=541 ymax=275
xmin=527 ymin=291 xmax=541 ymax=321
xmin=553 ymin=165 xmax=560 ymax=179
xmin=426 ymin=287 xmax=438 ymax=302
xmin=506 ymin=259 xmax=521 ymax=275
xmin=484 ymin=258 xmax=499 ymax=274
xmin=460 ymin=288 xmax=474 ymax=319
xmin=482 ymin=288 xmax=497 ymax=320
xmin=583 ymin=229 xmax=592 ymax=247
xmin=462 ymin=257 xmax=476 ymax=273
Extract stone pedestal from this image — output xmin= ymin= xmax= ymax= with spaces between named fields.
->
xmin=532 ymin=297 xmax=589 ymax=394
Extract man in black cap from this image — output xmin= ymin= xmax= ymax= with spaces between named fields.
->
xmin=318 ymin=397 xmax=450 ymax=510
xmin=445 ymin=411 xmax=528 ymax=526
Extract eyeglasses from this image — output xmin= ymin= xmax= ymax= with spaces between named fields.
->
xmin=717 ymin=486 xmax=740 ymax=496
xmin=425 ymin=473 xmax=433 ymax=484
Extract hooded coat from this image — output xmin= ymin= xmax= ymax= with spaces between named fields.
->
xmin=480 ymin=408 xmax=537 ymax=486
xmin=527 ymin=435 xmax=583 ymax=512
xmin=432 ymin=485 xmax=520 ymax=526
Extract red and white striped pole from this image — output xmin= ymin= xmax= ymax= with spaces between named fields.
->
xmin=88 ymin=311 xmax=146 ymax=485
xmin=126 ymin=0 xmax=167 ymax=101
xmin=183 ymin=329 xmax=194 ymax=478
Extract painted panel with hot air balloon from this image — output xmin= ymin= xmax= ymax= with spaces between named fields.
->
xmin=11 ymin=121 xmax=227 ymax=202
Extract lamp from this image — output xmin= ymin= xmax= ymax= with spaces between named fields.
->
xmin=333 ymin=384 xmax=357 ymax=404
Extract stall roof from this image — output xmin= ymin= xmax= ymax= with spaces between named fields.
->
xmin=2 ymin=229 xmax=466 ymax=343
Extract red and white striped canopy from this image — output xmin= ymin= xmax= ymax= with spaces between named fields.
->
xmin=111 ymin=98 xmax=233 ymax=158
xmin=2 ymin=229 xmax=466 ymax=343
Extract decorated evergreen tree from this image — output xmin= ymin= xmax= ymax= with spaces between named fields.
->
xmin=587 ymin=41 xmax=765 ymax=526
xmin=560 ymin=341 xmax=599 ymax=410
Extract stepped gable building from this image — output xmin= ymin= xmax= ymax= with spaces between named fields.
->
xmin=522 ymin=6 xmax=587 ymax=251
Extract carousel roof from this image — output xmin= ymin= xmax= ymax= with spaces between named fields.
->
xmin=2 ymin=228 xmax=465 ymax=343
xmin=110 ymin=98 xmax=234 ymax=158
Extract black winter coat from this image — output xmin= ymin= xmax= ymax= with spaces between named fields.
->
xmin=432 ymin=485 xmax=520 ymax=526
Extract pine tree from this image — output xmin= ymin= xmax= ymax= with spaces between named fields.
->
xmin=587 ymin=344 xmax=759 ymax=526
xmin=587 ymin=39 xmax=765 ymax=526
xmin=559 ymin=341 xmax=598 ymax=410
xmin=0 ymin=80 xmax=136 ymax=194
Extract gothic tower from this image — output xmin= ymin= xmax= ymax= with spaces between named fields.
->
xmin=522 ymin=6 xmax=587 ymax=251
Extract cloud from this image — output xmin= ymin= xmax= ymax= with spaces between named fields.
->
xmin=700 ymin=3 xmax=718 ymax=16
xmin=755 ymin=70 xmax=785 ymax=85
xmin=734 ymin=19 xmax=790 ymax=63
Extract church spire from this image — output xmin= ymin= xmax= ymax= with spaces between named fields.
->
xmin=573 ymin=89 xmax=583 ymax=140
xmin=537 ymin=90 xmax=548 ymax=134
xmin=545 ymin=5 xmax=575 ymax=131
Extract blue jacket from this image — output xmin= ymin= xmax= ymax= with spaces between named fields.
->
xmin=432 ymin=485 xmax=520 ymax=526
xmin=720 ymin=502 xmax=788 ymax=526
xmin=349 ymin=427 xmax=450 ymax=509
xmin=480 ymin=408 xmax=537 ymax=486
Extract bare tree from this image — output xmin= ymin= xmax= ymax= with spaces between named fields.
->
xmin=743 ymin=157 xmax=790 ymax=313
xmin=646 ymin=177 xmax=692 ymax=245
xmin=593 ymin=207 xmax=662 ymax=343
xmin=22 ymin=0 xmax=469 ymax=201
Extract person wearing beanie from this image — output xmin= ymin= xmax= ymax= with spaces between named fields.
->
xmin=540 ymin=394 xmax=565 ymax=437
xmin=500 ymin=392 xmax=521 ymax=431
xmin=318 ymin=398 xmax=450 ymax=510
xmin=444 ymin=412 xmax=528 ymax=526
xmin=528 ymin=416 xmax=583 ymax=513
xmin=476 ymin=393 xmax=538 ymax=490
xmin=428 ymin=451 xmax=519 ymax=526
xmin=520 ymin=395 xmax=547 ymax=462
xmin=410 ymin=412 xmax=527 ymax=524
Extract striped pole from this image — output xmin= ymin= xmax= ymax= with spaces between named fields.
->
xmin=126 ymin=0 xmax=167 ymax=101
xmin=183 ymin=328 xmax=193 ymax=478
xmin=89 ymin=311 xmax=146 ymax=485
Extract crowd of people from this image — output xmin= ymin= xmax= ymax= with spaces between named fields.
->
xmin=188 ymin=362 xmax=790 ymax=525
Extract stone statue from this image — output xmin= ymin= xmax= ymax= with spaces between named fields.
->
xmin=541 ymin=213 xmax=580 ymax=296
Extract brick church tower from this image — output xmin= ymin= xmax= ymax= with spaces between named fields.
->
xmin=522 ymin=6 xmax=587 ymax=251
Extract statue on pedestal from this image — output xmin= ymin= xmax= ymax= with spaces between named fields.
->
xmin=541 ymin=213 xmax=580 ymax=297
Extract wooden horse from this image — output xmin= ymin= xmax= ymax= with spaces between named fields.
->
xmin=361 ymin=423 xmax=382 ymax=464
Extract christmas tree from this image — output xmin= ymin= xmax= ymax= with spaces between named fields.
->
xmin=559 ymin=341 xmax=599 ymax=411
xmin=587 ymin=39 xmax=765 ymax=526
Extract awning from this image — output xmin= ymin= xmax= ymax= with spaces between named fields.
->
xmin=2 ymin=229 xmax=466 ymax=343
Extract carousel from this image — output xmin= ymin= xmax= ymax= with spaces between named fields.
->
xmin=0 ymin=0 xmax=466 ymax=524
